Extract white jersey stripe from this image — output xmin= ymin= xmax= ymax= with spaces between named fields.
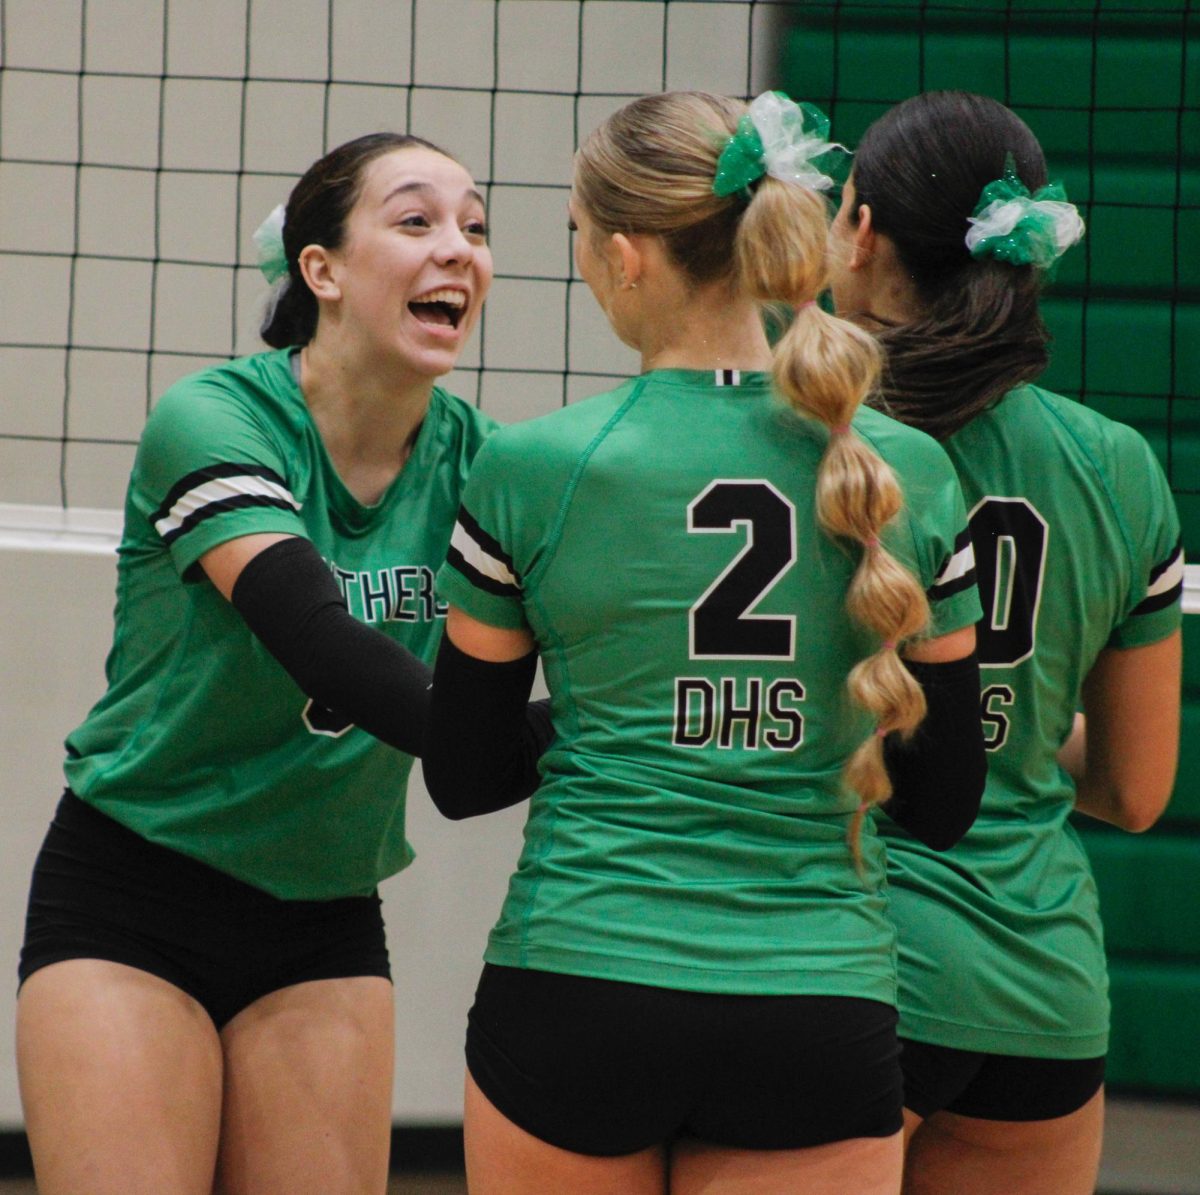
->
xmin=450 ymin=520 xmax=519 ymax=588
xmin=935 ymin=539 xmax=976 ymax=586
xmin=154 ymin=474 xmax=300 ymax=538
xmin=1146 ymin=547 xmax=1185 ymax=598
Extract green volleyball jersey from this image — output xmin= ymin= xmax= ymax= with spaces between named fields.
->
xmin=877 ymin=384 xmax=1183 ymax=1057
xmin=437 ymin=369 xmax=981 ymax=999
xmin=64 ymin=348 xmax=496 ymax=900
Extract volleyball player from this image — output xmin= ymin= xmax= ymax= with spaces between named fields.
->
xmin=16 ymin=132 xmax=547 ymax=1195
xmin=828 ymin=91 xmax=1183 ymax=1195
xmin=422 ymin=90 xmax=987 ymax=1195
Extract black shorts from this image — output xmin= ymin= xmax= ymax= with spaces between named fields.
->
xmin=900 ymin=1037 xmax=1106 ymax=1121
xmin=466 ymin=962 xmax=903 ymax=1156
xmin=19 ymin=790 xmax=391 ymax=1029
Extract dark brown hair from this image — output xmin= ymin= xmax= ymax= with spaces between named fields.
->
xmin=260 ymin=132 xmax=453 ymax=348
xmin=851 ymin=91 xmax=1053 ymax=439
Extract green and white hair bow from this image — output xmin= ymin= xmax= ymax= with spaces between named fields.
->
xmin=713 ymin=92 xmax=846 ymax=199
xmin=253 ymin=203 xmax=289 ymax=284
xmin=965 ymin=158 xmax=1084 ymax=269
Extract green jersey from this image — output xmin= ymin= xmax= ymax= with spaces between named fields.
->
xmin=65 ymin=348 xmax=496 ymax=900
xmin=877 ymin=384 xmax=1183 ymax=1057
xmin=437 ymin=369 xmax=981 ymax=999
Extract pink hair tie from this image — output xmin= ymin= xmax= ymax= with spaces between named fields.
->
xmin=857 ymin=800 xmax=871 ymax=814
xmin=831 ymin=424 xmax=852 ymax=435
xmin=874 ymin=725 xmax=888 ymax=738
xmin=881 ymin=640 xmax=896 ymax=652
xmin=799 ymin=300 xmax=818 ymax=309
xmin=864 ymin=535 xmax=880 ymax=549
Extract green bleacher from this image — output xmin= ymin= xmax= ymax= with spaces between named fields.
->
xmin=782 ymin=0 xmax=1198 ymax=1097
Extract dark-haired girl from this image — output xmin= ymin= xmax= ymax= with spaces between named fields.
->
xmin=830 ymin=90 xmax=1183 ymax=1195
xmin=15 ymin=133 xmax=535 ymax=1194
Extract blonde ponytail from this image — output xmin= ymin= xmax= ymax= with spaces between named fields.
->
xmin=740 ymin=177 xmax=931 ymax=869
xmin=575 ymin=90 xmax=932 ymax=868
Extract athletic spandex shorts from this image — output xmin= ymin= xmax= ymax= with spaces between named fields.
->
xmin=465 ymin=962 xmax=904 ymax=1156
xmin=19 ymin=790 xmax=391 ymax=1029
xmin=900 ymin=1037 xmax=1105 ymax=1121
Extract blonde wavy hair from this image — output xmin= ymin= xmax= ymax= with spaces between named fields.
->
xmin=575 ymin=91 xmax=931 ymax=866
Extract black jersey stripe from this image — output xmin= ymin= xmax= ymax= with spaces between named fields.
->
xmin=445 ymin=544 xmax=523 ymax=599
xmin=1148 ymin=539 xmax=1184 ymax=585
xmin=927 ymin=567 xmax=978 ymax=603
xmin=928 ymin=528 xmax=976 ymax=602
xmin=457 ymin=505 xmax=516 ymax=573
xmin=1130 ymin=581 xmax=1184 ymax=617
xmin=152 ymin=463 xmax=290 ymax=525
xmin=1130 ymin=540 xmax=1185 ymax=615
xmin=160 ymin=495 xmax=300 ymax=545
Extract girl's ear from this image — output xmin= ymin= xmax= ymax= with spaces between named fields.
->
xmin=298 ymin=244 xmax=341 ymax=301
xmin=611 ymin=232 xmax=643 ymax=289
xmin=850 ymin=203 xmax=877 ymax=271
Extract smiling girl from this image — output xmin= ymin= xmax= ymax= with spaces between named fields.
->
xmin=15 ymin=133 xmax=542 ymax=1195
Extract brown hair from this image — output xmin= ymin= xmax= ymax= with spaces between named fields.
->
xmin=575 ymin=92 xmax=930 ymax=865
xmin=851 ymin=91 xmax=1052 ymax=439
xmin=260 ymin=132 xmax=454 ymax=348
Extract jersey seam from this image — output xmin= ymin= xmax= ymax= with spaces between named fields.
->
xmin=1032 ymin=388 xmax=1139 ymax=613
xmin=75 ymin=593 xmax=202 ymax=789
xmin=515 ymin=377 xmax=651 ymax=961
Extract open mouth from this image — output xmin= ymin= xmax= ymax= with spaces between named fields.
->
xmin=409 ymin=288 xmax=467 ymax=330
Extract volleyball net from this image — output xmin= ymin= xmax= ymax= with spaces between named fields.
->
xmin=0 ymin=0 xmax=1195 ymax=604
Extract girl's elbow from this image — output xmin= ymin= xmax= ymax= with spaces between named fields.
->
xmin=1109 ymin=779 xmax=1174 ymax=833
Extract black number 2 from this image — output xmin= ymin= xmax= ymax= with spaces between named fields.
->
xmin=688 ymin=480 xmax=796 ymax=659
xmin=968 ymin=496 xmax=1049 ymax=667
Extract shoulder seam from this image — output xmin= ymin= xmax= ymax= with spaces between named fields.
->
xmin=1032 ymin=389 xmax=1138 ymax=598
xmin=523 ymin=377 xmax=650 ymax=740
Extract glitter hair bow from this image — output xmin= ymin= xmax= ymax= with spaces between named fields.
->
xmin=253 ymin=203 xmax=289 ymax=284
xmin=712 ymin=92 xmax=847 ymax=199
xmin=965 ymin=157 xmax=1084 ymax=269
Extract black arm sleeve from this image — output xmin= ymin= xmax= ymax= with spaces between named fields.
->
xmin=879 ymin=652 xmax=987 ymax=851
xmin=230 ymin=536 xmax=432 ymax=755
xmin=424 ymin=635 xmax=556 ymax=820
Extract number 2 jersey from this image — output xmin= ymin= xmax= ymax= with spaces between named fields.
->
xmin=63 ymin=348 xmax=496 ymax=900
xmin=877 ymin=383 xmax=1184 ymax=1058
xmin=437 ymin=368 xmax=981 ymax=1000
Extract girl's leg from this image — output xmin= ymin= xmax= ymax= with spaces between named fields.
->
xmin=214 ymin=976 xmax=395 ymax=1195
xmin=671 ymin=1132 xmax=903 ymax=1195
xmin=463 ymin=1070 xmax=668 ymax=1195
xmin=902 ymin=1088 xmax=1104 ymax=1195
xmin=17 ymin=959 xmax=224 ymax=1195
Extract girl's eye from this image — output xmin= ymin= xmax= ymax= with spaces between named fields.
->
xmin=465 ymin=220 xmax=488 ymax=239
xmin=399 ymin=214 xmax=430 ymax=229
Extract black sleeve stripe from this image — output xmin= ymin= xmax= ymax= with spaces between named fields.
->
xmin=457 ymin=505 xmax=516 ymax=573
xmin=445 ymin=544 xmax=523 ymax=599
xmin=160 ymin=495 xmax=300 ymax=546
xmin=927 ymin=568 xmax=978 ymax=603
xmin=1130 ymin=581 xmax=1183 ymax=618
xmin=1148 ymin=539 xmax=1184 ymax=586
xmin=152 ymin=463 xmax=290 ymax=525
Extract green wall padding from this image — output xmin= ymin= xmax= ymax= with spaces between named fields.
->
xmin=781 ymin=1 xmax=1198 ymax=1097
xmin=1107 ymin=960 xmax=1200 ymax=1095
xmin=1081 ymin=829 xmax=1200 ymax=958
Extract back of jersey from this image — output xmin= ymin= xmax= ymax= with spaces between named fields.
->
xmin=880 ymin=383 xmax=1182 ymax=1058
xmin=440 ymin=368 xmax=979 ymax=999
